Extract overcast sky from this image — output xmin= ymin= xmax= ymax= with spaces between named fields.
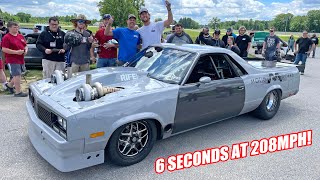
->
xmin=0 ymin=0 xmax=319 ymax=24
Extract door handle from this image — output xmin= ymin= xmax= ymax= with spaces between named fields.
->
xmin=238 ymin=86 xmax=245 ymax=90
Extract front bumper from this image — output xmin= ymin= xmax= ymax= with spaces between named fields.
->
xmin=26 ymin=101 xmax=105 ymax=172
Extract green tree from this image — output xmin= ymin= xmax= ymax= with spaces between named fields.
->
xmin=209 ymin=17 xmax=220 ymax=29
xmin=98 ymin=0 xmax=144 ymax=27
xmin=272 ymin=13 xmax=294 ymax=32
xmin=290 ymin=16 xmax=308 ymax=32
xmin=306 ymin=10 xmax=320 ymax=32
xmin=16 ymin=12 xmax=31 ymax=23
xmin=178 ymin=17 xmax=200 ymax=29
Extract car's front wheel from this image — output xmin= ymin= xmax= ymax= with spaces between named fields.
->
xmin=106 ymin=120 xmax=157 ymax=166
xmin=252 ymin=90 xmax=281 ymax=120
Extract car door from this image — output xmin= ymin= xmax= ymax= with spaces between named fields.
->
xmin=172 ymin=54 xmax=246 ymax=134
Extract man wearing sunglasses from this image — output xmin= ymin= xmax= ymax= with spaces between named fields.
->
xmin=36 ymin=17 xmax=66 ymax=79
xmin=294 ymin=31 xmax=315 ymax=75
xmin=67 ymin=14 xmax=94 ymax=73
xmin=262 ymin=27 xmax=280 ymax=61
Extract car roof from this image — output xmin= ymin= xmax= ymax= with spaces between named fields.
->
xmin=152 ymin=43 xmax=230 ymax=54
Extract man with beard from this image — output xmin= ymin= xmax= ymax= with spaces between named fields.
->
xmin=235 ymin=26 xmax=251 ymax=58
xmin=67 ymin=14 xmax=94 ymax=73
xmin=137 ymin=0 xmax=173 ymax=49
xmin=195 ymin=27 xmax=211 ymax=45
xmin=105 ymin=14 xmax=141 ymax=66
xmin=167 ymin=24 xmax=193 ymax=44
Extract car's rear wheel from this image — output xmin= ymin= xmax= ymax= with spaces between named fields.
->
xmin=252 ymin=90 xmax=281 ymax=120
xmin=106 ymin=120 xmax=157 ymax=166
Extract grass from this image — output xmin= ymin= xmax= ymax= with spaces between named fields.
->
xmin=0 ymin=69 xmax=42 ymax=95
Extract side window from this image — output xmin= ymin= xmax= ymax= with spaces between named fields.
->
xmin=210 ymin=54 xmax=238 ymax=79
xmin=225 ymin=54 xmax=248 ymax=76
xmin=186 ymin=55 xmax=220 ymax=84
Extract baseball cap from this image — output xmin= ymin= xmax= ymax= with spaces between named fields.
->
xmin=139 ymin=7 xmax=149 ymax=14
xmin=128 ymin=14 xmax=137 ymax=19
xmin=227 ymin=28 xmax=232 ymax=32
xmin=103 ymin=14 xmax=111 ymax=19
xmin=214 ymin=29 xmax=221 ymax=35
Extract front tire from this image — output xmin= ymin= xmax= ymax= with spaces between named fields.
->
xmin=106 ymin=120 xmax=157 ymax=166
xmin=252 ymin=90 xmax=281 ymax=120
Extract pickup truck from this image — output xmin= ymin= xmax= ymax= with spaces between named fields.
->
xmin=27 ymin=43 xmax=300 ymax=172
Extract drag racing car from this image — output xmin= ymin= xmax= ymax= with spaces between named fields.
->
xmin=26 ymin=44 xmax=300 ymax=172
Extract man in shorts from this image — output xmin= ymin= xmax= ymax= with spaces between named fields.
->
xmin=1 ymin=21 xmax=28 ymax=97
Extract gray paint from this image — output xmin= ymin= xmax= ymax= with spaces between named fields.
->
xmin=27 ymin=43 xmax=300 ymax=172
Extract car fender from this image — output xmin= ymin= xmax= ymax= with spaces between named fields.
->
xmin=110 ymin=112 xmax=165 ymax=134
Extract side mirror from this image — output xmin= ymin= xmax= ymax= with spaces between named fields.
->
xmin=199 ymin=76 xmax=211 ymax=84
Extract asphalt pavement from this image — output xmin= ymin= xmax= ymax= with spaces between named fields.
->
xmin=0 ymin=50 xmax=319 ymax=180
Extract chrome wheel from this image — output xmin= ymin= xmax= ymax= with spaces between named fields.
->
xmin=266 ymin=91 xmax=278 ymax=112
xmin=118 ymin=121 xmax=149 ymax=157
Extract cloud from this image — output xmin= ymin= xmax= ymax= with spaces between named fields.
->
xmin=0 ymin=0 xmax=319 ymax=24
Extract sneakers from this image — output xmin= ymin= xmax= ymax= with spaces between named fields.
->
xmin=14 ymin=92 xmax=28 ymax=97
xmin=300 ymin=72 xmax=304 ymax=75
xmin=5 ymin=83 xmax=15 ymax=94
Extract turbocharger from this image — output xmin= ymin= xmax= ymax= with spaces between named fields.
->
xmin=75 ymin=74 xmax=121 ymax=102
xmin=51 ymin=70 xmax=67 ymax=84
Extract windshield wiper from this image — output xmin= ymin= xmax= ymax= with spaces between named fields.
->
xmin=147 ymin=73 xmax=177 ymax=84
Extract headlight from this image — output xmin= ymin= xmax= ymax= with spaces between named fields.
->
xmin=52 ymin=114 xmax=67 ymax=140
xmin=57 ymin=117 xmax=67 ymax=131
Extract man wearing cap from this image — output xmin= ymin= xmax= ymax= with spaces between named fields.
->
xmin=104 ymin=14 xmax=140 ymax=65
xmin=36 ymin=17 xmax=66 ymax=78
xmin=94 ymin=14 xmax=117 ymax=68
xmin=167 ymin=24 xmax=193 ymax=44
xmin=222 ymin=28 xmax=237 ymax=46
xmin=195 ymin=27 xmax=211 ymax=45
xmin=137 ymin=0 xmax=173 ymax=49
xmin=198 ymin=29 xmax=225 ymax=48
xmin=66 ymin=14 xmax=94 ymax=73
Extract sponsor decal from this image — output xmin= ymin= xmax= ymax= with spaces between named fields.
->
xmin=250 ymin=73 xmax=295 ymax=84
xmin=154 ymin=130 xmax=312 ymax=174
xmin=120 ymin=73 xmax=138 ymax=81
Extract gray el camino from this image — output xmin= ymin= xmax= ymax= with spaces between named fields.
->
xmin=27 ymin=43 xmax=300 ymax=172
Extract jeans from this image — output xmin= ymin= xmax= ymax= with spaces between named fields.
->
xmin=312 ymin=46 xmax=317 ymax=58
xmin=265 ymin=51 xmax=276 ymax=61
xmin=97 ymin=58 xmax=116 ymax=68
xmin=294 ymin=53 xmax=308 ymax=72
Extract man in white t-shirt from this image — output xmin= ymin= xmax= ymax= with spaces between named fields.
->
xmin=137 ymin=0 xmax=173 ymax=49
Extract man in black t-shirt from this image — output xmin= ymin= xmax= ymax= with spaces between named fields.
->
xmin=262 ymin=27 xmax=280 ymax=61
xmin=235 ymin=26 xmax=251 ymax=58
xmin=310 ymin=34 xmax=318 ymax=58
xmin=294 ymin=31 xmax=315 ymax=75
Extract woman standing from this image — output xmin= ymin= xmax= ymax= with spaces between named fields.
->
xmin=287 ymin=35 xmax=295 ymax=54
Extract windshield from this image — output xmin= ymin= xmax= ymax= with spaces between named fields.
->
xmin=131 ymin=47 xmax=196 ymax=84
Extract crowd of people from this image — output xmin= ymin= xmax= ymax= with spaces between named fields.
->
xmin=0 ymin=0 xmax=319 ymax=96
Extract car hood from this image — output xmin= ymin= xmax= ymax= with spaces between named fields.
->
xmin=32 ymin=67 xmax=177 ymax=113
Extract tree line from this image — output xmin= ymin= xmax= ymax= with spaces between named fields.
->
xmin=0 ymin=4 xmax=319 ymax=32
